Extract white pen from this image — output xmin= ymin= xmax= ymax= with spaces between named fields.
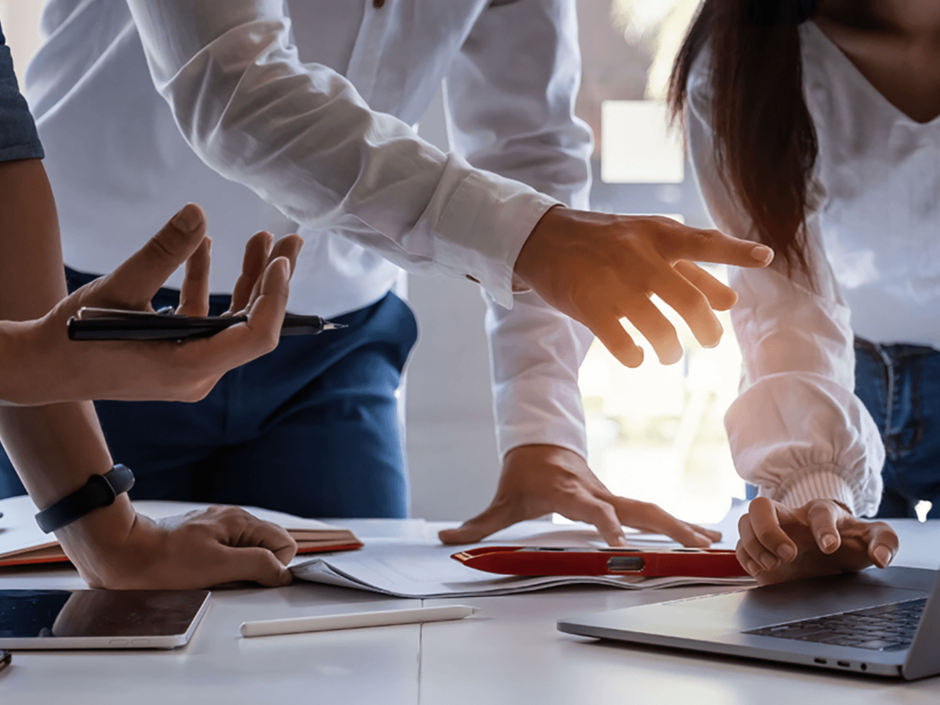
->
xmin=239 ymin=604 xmax=480 ymax=638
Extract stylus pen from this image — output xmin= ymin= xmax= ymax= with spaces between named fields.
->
xmin=239 ymin=605 xmax=479 ymax=638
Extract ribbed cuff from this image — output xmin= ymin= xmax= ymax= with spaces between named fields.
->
xmin=772 ymin=467 xmax=858 ymax=515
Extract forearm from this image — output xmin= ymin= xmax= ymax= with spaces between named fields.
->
xmin=485 ymin=291 xmax=593 ymax=460
xmin=0 ymin=159 xmax=114 ymax=507
xmin=125 ymin=0 xmax=554 ymax=308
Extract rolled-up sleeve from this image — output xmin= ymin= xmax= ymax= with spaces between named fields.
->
xmin=124 ymin=0 xmax=558 ymax=309
xmin=0 ymin=24 xmax=44 ymax=162
xmin=686 ymin=48 xmax=883 ymax=517
xmin=445 ymin=0 xmax=594 ymax=458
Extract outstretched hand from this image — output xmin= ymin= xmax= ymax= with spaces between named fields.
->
xmin=439 ymin=445 xmax=721 ymax=547
xmin=736 ymin=497 xmax=899 ymax=585
xmin=514 ymin=207 xmax=774 ymax=367
xmin=9 ymin=204 xmax=303 ymax=405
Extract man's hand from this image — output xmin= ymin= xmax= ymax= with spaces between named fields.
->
xmin=4 ymin=204 xmax=303 ymax=405
xmin=57 ymin=500 xmax=297 ymax=589
xmin=514 ymin=207 xmax=774 ymax=367
xmin=737 ymin=497 xmax=899 ymax=585
xmin=438 ymin=445 xmax=721 ymax=547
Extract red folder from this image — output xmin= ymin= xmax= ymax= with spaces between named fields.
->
xmin=451 ymin=546 xmax=748 ymax=578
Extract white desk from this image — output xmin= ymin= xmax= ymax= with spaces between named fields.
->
xmin=1 ymin=519 xmax=939 ymax=704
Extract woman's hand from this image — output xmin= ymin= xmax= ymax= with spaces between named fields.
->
xmin=438 ymin=444 xmax=721 ymax=547
xmin=2 ymin=204 xmax=303 ymax=405
xmin=737 ymin=497 xmax=899 ymax=585
xmin=57 ymin=499 xmax=297 ymax=589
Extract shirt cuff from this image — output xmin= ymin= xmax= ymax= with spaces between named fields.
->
xmin=434 ymin=169 xmax=559 ymax=310
xmin=494 ymin=379 xmax=588 ymax=461
xmin=770 ymin=466 xmax=860 ymax=516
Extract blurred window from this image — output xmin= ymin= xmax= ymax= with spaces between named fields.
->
xmin=574 ymin=0 xmax=744 ymax=524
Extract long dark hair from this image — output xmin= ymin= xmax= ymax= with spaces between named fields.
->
xmin=668 ymin=0 xmax=819 ymax=279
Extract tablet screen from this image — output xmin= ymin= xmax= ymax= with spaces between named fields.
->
xmin=0 ymin=589 xmax=209 ymax=639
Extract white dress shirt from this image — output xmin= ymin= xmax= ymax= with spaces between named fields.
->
xmin=688 ymin=22 xmax=940 ymax=516
xmin=26 ymin=0 xmax=595 ymax=459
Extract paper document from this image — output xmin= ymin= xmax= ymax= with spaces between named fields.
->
xmin=0 ymin=496 xmax=361 ymax=568
xmin=292 ymin=529 xmax=752 ymax=599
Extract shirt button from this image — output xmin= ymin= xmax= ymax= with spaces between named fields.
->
xmin=373 ymin=0 xmax=385 ymax=7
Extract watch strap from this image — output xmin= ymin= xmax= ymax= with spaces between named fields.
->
xmin=35 ymin=465 xmax=135 ymax=534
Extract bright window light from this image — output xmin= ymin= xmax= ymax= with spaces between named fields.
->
xmin=601 ymin=100 xmax=685 ymax=184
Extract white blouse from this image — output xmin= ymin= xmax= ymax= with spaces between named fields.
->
xmin=687 ymin=22 xmax=940 ymax=516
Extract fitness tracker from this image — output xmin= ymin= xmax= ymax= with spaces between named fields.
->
xmin=35 ymin=465 xmax=135 ymax=534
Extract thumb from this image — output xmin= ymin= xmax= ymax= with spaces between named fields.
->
xmin=218 ymin=546 xmax=293 ymax=588
xmin=439 ymin=503 xmax=518 ymax=545
xmin=97 ymin=204 xmax=208 ymax=308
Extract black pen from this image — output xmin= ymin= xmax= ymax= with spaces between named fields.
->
xmin=68 ymin=308 xmax=347 ymax=341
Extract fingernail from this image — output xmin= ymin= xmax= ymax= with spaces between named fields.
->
xmin=874 ymin=547 xmax=891 ymax=568
xmin=612 ymin=533 xmax=628 ymax=548
xmin=172 ymin=204 xmax=203 ymax=234
xmin=760 ymin=555 xmax=778 ymax=571
xmin=746 ymin=560 xmax=761 ymax=576
xmin=778 ymin=544 xmax=797 ymax=562
xmin=821 ymin=534 xmax=838 ymax=551
xmin=751 ymin=244 xmax=774 ymax=264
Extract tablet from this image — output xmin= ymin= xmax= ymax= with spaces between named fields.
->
xmin=0 ymin=589 xmax=210 ymax=650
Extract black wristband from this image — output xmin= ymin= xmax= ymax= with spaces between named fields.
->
xmin=35 ymin=465 xmax=135 ymax=534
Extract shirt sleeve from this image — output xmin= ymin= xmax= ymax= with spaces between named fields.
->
xmin=123 ymin=0 xmax=560 ymax=310
xmin=0 ymin=22 xmax=44 ymax=163
xmin=685 ymin=48 xmax=883 ymax=516
xmin=445 ymin=0 xmax=595 ymax=459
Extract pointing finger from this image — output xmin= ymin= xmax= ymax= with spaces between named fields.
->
xmin=658 ymin=225 xmax=774 ymax=269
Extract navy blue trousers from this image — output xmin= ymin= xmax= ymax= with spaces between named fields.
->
xmin=855 ymin=339 xmax=940 ymax=519
xmin=0 ymin=270 xmax=418 ymax=519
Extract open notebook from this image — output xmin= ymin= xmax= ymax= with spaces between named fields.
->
xmin=0 ymin=495 xmax=361 ymax=568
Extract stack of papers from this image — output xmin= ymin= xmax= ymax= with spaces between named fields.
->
xmin=292 ymin=528 xmax=752 ymax=599
xmin=0 ymin=496 xmax=361 ymax=568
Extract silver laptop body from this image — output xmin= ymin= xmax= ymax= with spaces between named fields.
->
xmin=558 ymin=566 xmax=940 ymax=680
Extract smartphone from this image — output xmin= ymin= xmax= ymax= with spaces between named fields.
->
xmin=68 ymin=307 xmax=346 ymax=341
xmin=0 ymin=589 xmax=210 ymax=650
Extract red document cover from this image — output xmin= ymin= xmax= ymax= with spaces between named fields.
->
xmin=451 ymin=546 xmax=748 ymax=578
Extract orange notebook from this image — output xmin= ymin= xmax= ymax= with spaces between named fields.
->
xmin=0 ymin=496 xmax=362 ymax=568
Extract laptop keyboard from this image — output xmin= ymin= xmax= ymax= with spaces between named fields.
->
xmin=745 ymin=598 xmax=927 ymax=652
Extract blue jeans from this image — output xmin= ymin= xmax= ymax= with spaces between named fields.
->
xmin=855 ymin=338 xmax=940 ymax=519
xmin=0 ymin=270 xmax=418 ymax=519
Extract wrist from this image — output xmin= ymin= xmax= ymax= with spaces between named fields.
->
xmin=514 ymin=205 xmax=566 ymax=289
xmin=55 ymin=494 xmax=139 ymax=586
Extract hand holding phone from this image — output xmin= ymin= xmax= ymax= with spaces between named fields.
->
xmin=68 ymin=308 xmax=346 ymax=341
xmin=5 ymin=205 xmax=305 ymax=406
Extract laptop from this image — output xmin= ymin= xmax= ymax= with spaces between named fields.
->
xmin=558 ymin=566 xmax=940 ymax=680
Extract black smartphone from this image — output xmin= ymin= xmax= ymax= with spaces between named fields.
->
xmin=67 ymin=308 xmax=346 ymax=342
xmin=0 ymin=650 xmax=10 ymax=672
